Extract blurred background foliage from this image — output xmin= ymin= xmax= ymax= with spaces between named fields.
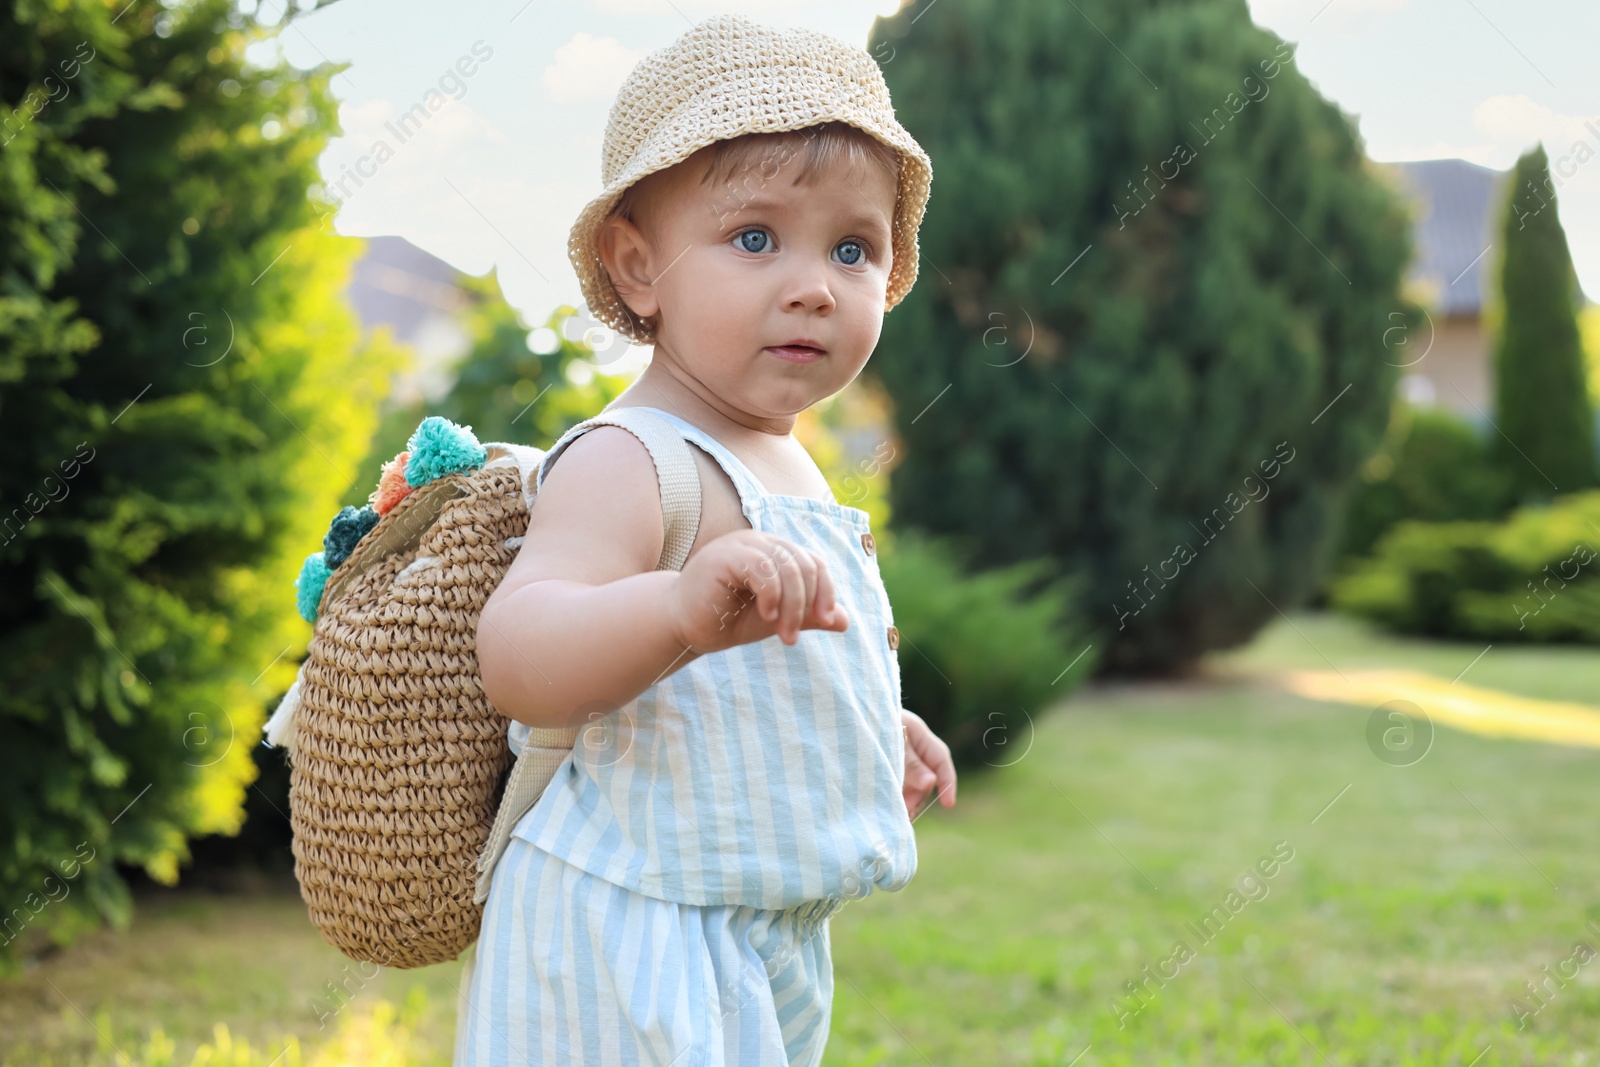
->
xmin=878 ymin=528 xmax=1096 ymax=765
xmin=867 ymin=0 xmax=1418 ymax=675
xmin=1329 ymin=490 xmax=1600 ymax=642
xmin=1332 ymin=405 xmax=1519 ymax=564
xmin=344 ymin=282 xmax=629 ymax=509
xmin=1488 ymin=144 xmax=1597 ymax=499
xmin=0 ymin=0 xmax=399 ymax=963
xmin=1324 ymin=144 xmax=1598 ymax=640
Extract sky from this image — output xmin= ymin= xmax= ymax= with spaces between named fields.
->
xmin=249 ymin=0 xmax=1600 ymax=369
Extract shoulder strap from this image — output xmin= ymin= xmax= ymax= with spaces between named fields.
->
xmin=533 ymin=406 xmax=703 ymax=572
xmin=471 ymin=407 xmax=705 ymax=905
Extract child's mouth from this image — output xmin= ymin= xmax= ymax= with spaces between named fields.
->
xmin=765 ymin=345 xmax=826 ymax=363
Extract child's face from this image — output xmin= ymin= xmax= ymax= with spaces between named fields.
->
xmin=601 ymin=143 xmax=900 ymax=421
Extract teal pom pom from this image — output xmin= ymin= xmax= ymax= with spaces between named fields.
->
xmin=323 ymin=505 xmax=380 ymax=569
xmin=295 ymin=551 xmax=332 ymax=623
xmin=405 ymin=416 xmax=486 ymax=486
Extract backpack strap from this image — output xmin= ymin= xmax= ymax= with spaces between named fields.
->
xmin=532 ymin=405 xmax=703 ymax=571
xmin=473 ymin=406 xmax=704 ymax=904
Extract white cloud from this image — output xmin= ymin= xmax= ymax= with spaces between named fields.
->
xmin=1366 ymin=96 xmax=1600 ymax=175
xmin=317 ymin=95 xmax=512 ymax=226
xmin=542 ymin=32 xmax=650 ymax=103
xmin=1472 ymin=95 xmax=1600 ymax=158
xmin=1367 ymin=137 xmax=1502 ymax=168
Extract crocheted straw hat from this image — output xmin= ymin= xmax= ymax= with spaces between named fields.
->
xmin=568 ymin=13 xmax=933 ymax=346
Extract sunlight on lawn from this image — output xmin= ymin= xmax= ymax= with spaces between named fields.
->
xmin=1281 ymin=668 xmax=1600 ymax=750
xmin=105 ymin=993 xmax=428 ymax=1067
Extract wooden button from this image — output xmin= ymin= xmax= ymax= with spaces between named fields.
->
xmin=887 ymin=625 xmax=899 ymax=650
xmin=860 ymin=532 xmax=876 ymax=555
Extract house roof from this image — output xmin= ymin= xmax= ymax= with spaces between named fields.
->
xmin=1391 ymin=159 xmax=1507 ymax=318
xmin=345 ymin=234 xmax=473 ymax=345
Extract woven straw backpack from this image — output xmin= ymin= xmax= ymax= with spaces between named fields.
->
xmin=262 ymin=406 xmax=703 ymax=968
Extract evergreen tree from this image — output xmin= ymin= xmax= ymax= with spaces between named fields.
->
xmin=0 ymin=0 xmax=396 ymax=959
xmin=1491 ymin=144 xmax=1596 ymax=499
xmin=868 ymin=0 xmax=1415 ymax=673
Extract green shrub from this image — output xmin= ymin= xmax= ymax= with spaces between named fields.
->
xmin=1334 ymin=405 xmax=1518 ymax=564
xmin=0 ymin=0 xmax=396 ymax=962
xmin=1329 ymin=491 xmax=1600 ymax=641
xmin=868 ymin=0 xmax=1415 ymax=674
xmin=878 ymin=529 xmax=1097 ymax=766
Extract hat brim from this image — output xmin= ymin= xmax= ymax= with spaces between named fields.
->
xmin=569 ymin=112 xmax=931 ymax=348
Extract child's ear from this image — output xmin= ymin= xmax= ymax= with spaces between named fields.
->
xmin=597 ymin=215 xmax=661 ymax=323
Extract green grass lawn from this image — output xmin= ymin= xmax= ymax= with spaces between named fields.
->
xmin=6 ymin=613 xmax=1600 ymax=1066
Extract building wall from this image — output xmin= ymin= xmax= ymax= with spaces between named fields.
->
xmin=1401 ymin=313 xmax=1491 ymax=425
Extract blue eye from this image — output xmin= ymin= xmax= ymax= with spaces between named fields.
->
xmin=835 ymin=241 xmax=864 ymax=266
xmin=737 ymin=229 xmax=770 ymax=253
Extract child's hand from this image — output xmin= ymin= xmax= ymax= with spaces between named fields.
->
xmin=902 ymin=708 xmax=956 ymax=820
xmin=669 ymin=530 xmax=850 ymax=654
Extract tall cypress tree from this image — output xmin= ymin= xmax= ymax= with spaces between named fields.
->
xmin=1491 ymin=145 xmax=1596 ymax=498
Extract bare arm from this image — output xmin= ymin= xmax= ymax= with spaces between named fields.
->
xmin=476 ymin=425 xmax=698 ymax=731
xmin=477 ymin=423 xmax=853 ymax=731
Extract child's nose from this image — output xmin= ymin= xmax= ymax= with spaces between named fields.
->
xmin=781 ymin=257 xmax=837 ymax=314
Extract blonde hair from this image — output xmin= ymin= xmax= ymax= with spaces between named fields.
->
xmin=614 ymin=120 xmax=902 ymax=240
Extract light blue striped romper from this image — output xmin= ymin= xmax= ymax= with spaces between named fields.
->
xmin=455 ymin=406 xmax=918 ymax=1067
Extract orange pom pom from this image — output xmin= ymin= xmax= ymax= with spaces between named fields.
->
xmin=371 ymin=451 xmax=414 ymax=515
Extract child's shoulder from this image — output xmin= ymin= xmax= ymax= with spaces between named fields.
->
xmin=539 ymin=411 xmax=757 ymax=568
xmin=546 ymin=420 xmax=656 ymax=486
xmin=529 ymin=422 xmax=666 ymax=578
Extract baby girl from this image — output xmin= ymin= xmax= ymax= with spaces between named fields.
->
xmin=456 ymin=14 xmax=957 ymax=1065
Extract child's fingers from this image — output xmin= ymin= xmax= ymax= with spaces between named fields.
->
xmin=786 ymin=546 xmax=818 ymax=644
xmin=904 ymin=745 xmax=938 ymax=819
xmin=931 ymin=746 xmax=957 ymax=805
xmin=746 ymin=537 xmax=806 ymax=644
xmin=770 ymin=540 xmax=805 ymax=644
xmin=798 ymin=549 xmax=819 ymax=634
xmin=906 ymin=712 xmax=957 ymax=806
xmin=743 ymin=539 xmax=784 ymax=627
xmin=776 ymin=541 xmax=829 ymax=643
xmin=723 ymin=535 xmax=846 ymax=643
xmin=807 ymin=559 xmax=848 ymax=631
xmin=905 ymin=745 xmax=936 ymax=789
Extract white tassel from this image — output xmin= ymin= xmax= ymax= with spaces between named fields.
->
xmin=263 ymin=669 xmax=304 ymax=751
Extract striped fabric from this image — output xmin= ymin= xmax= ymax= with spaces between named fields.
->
xmin=455 ymin=836 xmax=838 ymax=1066
xmin=505 ymin=405 xmax=916 ymax=910
xmin=458 ymin=406 xmax=917 ymax=1064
